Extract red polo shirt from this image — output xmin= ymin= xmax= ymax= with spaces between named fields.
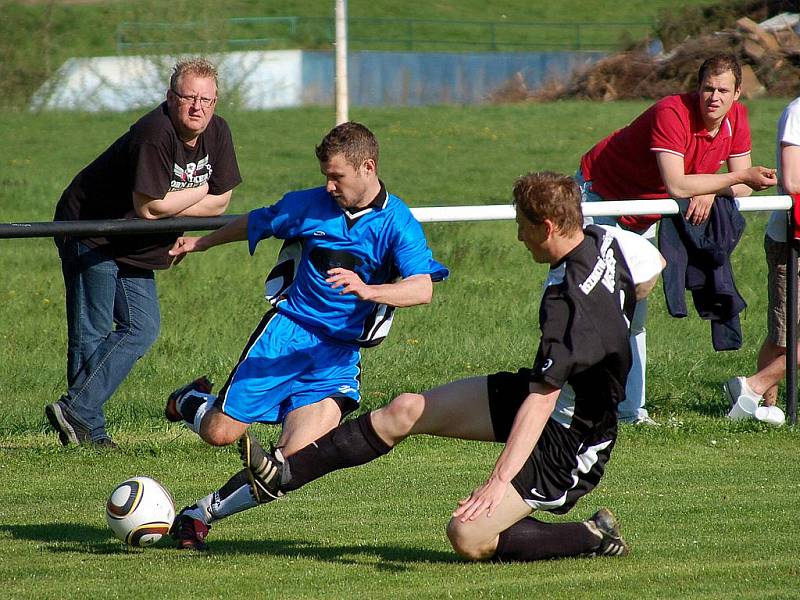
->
xmin=579 ymin=92 xmax=751 ymax=231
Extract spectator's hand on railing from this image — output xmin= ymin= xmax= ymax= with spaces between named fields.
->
xmin=685 ymin=193 xmax=715 ymax=225
xmin=742 ymin=166 xmax=778 ymax=191
xmin=169 ymin=236 xmax=204 ymax=266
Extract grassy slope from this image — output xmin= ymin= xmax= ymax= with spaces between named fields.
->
xmin=1 ymin=0 xmax=719 ymax=108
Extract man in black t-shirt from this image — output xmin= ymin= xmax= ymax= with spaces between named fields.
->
xmin=233 ymin=172 xmax=664 ymax=561
xmin=46 ymin=57 xmax=241 ymax=448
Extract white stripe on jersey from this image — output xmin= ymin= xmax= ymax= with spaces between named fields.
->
xmin=551 ymin=383 xmax=576 ymax=428
xmin=524 ymin=438 xmax=614 ymax=511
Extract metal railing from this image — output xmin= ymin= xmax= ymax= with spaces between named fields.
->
xmin=116 ymin=16 xmax=655 ymax=54
xmin=1 ymin=196 xmax=796 ymax=426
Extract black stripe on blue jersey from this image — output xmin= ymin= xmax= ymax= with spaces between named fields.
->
xmin=309 ymin=247 xmax=364 ymax=274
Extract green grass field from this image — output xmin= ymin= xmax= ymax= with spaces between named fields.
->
xmin=1 ymin=98 xmax=798 ymax=598
xmin=1 ymin=0 xmax=721 ymax=110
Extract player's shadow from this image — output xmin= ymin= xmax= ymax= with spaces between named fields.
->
xmin=209 ymin=538 xmax=458 ymax=570
xmin=0 ymin=522 xmax=134 ymax=555
xmin=0 ymin=523 xmax=458 ymax=569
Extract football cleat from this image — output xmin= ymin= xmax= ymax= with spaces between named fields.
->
xmin=586 ymin=508 xmax=629 ymax=557
xmin=165 ymin=376 xmax=213 ymax=422
xmin=238 ymin=431 xmax=285 ymax=504
xmin=170 ymin=507 xmax=210 ymax=551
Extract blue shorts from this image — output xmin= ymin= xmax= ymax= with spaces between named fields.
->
xmin=215 ymin=310 xmax=361 ymax=424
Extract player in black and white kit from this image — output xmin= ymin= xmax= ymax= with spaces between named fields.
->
xmin=240 ymin=171 xmax=665 ymax=561
xmin=47 ymin=58 xmax=241 ymax=448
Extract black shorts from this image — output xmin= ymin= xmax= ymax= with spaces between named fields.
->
xmin=487 ymin=369 xmax=615 ymax=515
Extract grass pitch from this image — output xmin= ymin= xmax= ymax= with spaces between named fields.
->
xmin=1 ymin=100 xmax=798 ymax=599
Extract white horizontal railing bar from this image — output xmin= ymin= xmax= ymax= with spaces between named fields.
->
xmin=410 ymin=196 xmax=792 ymax=223
xmin=0 ymin=196 xmax=792 ymax=238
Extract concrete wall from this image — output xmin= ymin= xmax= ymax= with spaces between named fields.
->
xmin=31 ymin=49 xmax=604 ymax=112
xmin=302 ymin=51 xmax=603 ymax=106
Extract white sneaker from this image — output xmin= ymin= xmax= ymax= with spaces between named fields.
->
xmin=723 ymin=376 xmax=762 ymax=408
xmin=632 ymin=414 xmax=659 ymax=426
xmin=754 ymin=405 xmax=785 ymax=426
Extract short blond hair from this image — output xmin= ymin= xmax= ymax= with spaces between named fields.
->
xmin=170 ymin=57 xmax=218 ymax=91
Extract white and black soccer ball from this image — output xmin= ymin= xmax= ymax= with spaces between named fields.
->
xmin=106 ymin=476 xmax=175 ymax=547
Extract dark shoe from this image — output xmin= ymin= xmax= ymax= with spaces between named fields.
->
xmin=170 ymin=507 xmax=210 ymax=551
xmin=238 ymin=431 xmax=285 ymax=504
xmin=165 ymin=376 xmax=213 ymax=422
xmin=45 ymin=401 xmax=90 ymax=446
xmin=93 ymin=437 xmax=119 ymax=449
xmin=587 ymin=508 xmax=629 ymax=557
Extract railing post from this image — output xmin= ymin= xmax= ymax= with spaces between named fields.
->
xmin=787 ymin=216 xmax=798 ymax=425
xmin=116 ymin=23 xmax=126 ymax=53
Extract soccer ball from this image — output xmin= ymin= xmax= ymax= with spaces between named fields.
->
xmin=106 ymin=476 xmax=176 ymax=547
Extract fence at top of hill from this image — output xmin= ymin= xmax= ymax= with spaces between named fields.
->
xmin=116 ymin=16 xmax=656 ymax=54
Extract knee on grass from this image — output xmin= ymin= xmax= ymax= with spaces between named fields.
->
xmin=446 ymin=518 xmax=496 ymax=561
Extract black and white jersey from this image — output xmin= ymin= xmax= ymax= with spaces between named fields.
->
xmin=530 ymin=224 xmax=662 ymax=442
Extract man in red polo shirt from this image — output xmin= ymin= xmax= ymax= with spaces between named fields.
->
xmin=576 ymin=53 xmax=776 ymax=424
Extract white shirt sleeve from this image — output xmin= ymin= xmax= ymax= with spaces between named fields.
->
xmin=598 ymin=225 xmax=663 ymax=285
xmin=779 ymin=98 xmax=800 ymax=148
xmin=766 ymin=97 xmax=800 ymax=242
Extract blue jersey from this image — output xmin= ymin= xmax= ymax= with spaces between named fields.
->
xmin=247 ymin=185 xmax=448 ymax=343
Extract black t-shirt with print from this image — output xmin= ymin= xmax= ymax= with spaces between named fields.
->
xmin=55 ymin=102 xmax=241 ymax=270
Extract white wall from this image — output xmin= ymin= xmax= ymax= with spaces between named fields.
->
xmin=31 ymin=51 xmax=304 ymax=112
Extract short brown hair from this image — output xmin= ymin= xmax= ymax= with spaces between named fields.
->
xmin=513 ymin=172 xmax=583 ymax=234
xmin=697 ymin=53 xmax=742 ymax=91
xmin=315 ymin=122 xmax=379 ymax=169
xmin=170 ymin=57 xmax=219 ymax=91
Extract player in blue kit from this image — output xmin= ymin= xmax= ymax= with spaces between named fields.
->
xmin=164 ymin=122 xmax=448 ymax=550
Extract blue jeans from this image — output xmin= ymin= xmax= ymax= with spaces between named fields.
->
xmin=56 ymin=239 xmax=160 ymax=440
xmin=576 ymin=170 xmax=653 ymax=423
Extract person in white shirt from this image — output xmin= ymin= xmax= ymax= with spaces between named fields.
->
xmin=723 ymin=96 xmax=800 ymax=424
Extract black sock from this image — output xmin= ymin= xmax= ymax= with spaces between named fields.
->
xmin=218 ymin=469 xmax=250 ymax=498
xmin=283 ymin=413 xmax=392 ymax=492
xmin=494 ymin=516 xmax=600 ymax=561
xmin=179 ymin=395 xmax=206 ymax=426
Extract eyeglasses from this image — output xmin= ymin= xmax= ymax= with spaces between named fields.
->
xmin=171 ymin=89 xmax=216 ymax=108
